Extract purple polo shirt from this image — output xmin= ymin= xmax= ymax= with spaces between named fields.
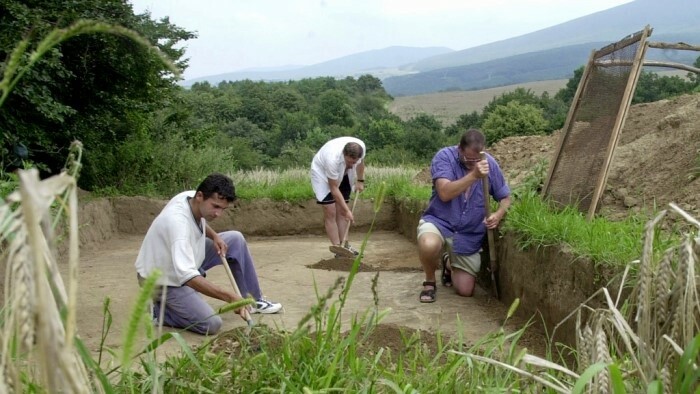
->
xmin=421 ymin=146 xmax=510 ymax=255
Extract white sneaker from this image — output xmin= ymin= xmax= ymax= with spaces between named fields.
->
xmin=344 ymin=243 xmax=360 ymax=256
xmin=252 ymin=298 xmax=282 ymax=314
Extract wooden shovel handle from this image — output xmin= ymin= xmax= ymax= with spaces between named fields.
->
xmin=481 ymin=151 xmax=500 ymax=299
xmin=220 ymin=255 xmax=253 ymax=324
xmin=341 ymin=192 xmax=359 ymax=246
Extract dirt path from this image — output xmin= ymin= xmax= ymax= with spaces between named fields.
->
xmin=69 ymin=230 xmax=544 ymax=360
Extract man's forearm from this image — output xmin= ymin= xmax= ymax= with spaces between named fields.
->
xmin=496 ymin=196 xmax=512 ymax=217
xmin=356 ymin=162 xmax=365 ymax=180
xmin=437 ymin=173 xmax=479 ymax=202
xmin=186 ymin=275 xmax=235 ymax=303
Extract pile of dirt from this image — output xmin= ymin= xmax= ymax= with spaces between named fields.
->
xmin=208 ymin=323 xmax=444 ymax=362
xmin=306 ymin=257 xmax=423 ymax=272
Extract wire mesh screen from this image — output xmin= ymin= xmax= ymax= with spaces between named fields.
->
xmin=544 ymin=30 xmax=647 ymax=216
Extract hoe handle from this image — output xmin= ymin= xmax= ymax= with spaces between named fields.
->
xmin=481 ymin=151 xmax=500 ymax=299
xmin=341 ymin=192 xmax=359 ymax=246
xmin=220 ymin=255 xmax=254 ymax=327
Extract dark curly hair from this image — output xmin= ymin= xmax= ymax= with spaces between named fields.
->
xmin=196 ymin=173 xmax=236 ymax=201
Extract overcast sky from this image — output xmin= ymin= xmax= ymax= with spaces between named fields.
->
xmin=129 ymin=0 xmax=634 ymax=80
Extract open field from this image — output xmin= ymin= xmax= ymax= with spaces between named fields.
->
xmin=387 ymin=70 xmax=690 ymax=127
xmin=387 ymin=79 xmax=568 ymax=126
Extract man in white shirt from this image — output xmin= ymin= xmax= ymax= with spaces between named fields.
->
xmin=310 ymin=137 xmax=366 ymax=257
xmin=135 ymin=173 xmax=282 ymax=335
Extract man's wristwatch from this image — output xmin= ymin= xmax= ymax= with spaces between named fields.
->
xmin=357 ymin=179 xmax=365 ymax=182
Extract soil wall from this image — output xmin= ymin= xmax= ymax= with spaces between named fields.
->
xmin=110 ymin=197 xmax=396 ymax=236
xmin=11 ymin=195 xmax=619 ymax=348
xmin=496 ymin=232 xmax=621 ymax=346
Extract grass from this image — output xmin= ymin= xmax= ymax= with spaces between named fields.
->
xmin=504 ymin=193 xmax=679 ymax=268
xmin=232 ymin=165 xmax=426 ymax=203
xmin=233 ymin=164 xmax=675 ymax=270
xmin=388 ymin=79 xmax=568 ymax=125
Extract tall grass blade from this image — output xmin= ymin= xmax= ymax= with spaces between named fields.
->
xmin=74 ymin=336 xmax=115 ymax=394
xmin=571 ymin=362 xmax=607 ymax=394
xmin=608 ymin=363 xmax=626 ymax=394
xmin=99 ymin=297 xmax=113 ymax=366
xmin=120 ymin=270 xmax=160 ymax=373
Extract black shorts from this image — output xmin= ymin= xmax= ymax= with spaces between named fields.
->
xmin=317 ymin=174 xmax=351 ymax=205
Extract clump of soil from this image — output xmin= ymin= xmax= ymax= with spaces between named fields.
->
xmin=307 ymin=257 xmax=423 ymax=272
xmin=354 ymin=323 xmax=443 ymax=357
xmin=207 ymin=324 xmax=286 ymax=357
xmin=307 ymin=257 xmax=378 ymax=272
xmin=207 ymin=323 xmax=446 ymax=361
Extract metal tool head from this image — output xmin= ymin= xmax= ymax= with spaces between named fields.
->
xmin=329 ymin=244 xmax=356 ymax=258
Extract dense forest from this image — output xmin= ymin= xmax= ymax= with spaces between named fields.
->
xmin=1 ymin=0 xmax=699 ymax=196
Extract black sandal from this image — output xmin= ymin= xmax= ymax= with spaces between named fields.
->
xmin=419 ymin=281 xmax=437 ymax=303
xmin=441 ymin=253 xmax=453 ymax=287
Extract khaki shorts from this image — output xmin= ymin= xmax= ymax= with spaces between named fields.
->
xmin=417 ymin=219 xmax=481 ymax=276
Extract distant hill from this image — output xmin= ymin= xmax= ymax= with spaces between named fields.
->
xmin=182 ymin=46 xmax=453 ymax=87
xmin=383 ymin=43 xmax=601 ymax=96
xmin=408 ymin=0 xmax=700 ymax=72
xmin=384 ymin=0 xmax=700 ymax=95
xmin=183 ymin=0 xmax=700 ymax=94
xmin=383 ymin=32 xmax=700 ymax=96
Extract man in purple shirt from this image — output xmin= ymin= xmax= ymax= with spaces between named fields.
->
xmin=418 ymin=129 xmax=511 ymax=302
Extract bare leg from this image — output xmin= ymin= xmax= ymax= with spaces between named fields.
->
xmin=417 ymin=233 xmax=442 ymax=301
xmin=336 ymin=205 xmax=349 ymax=245
xmin=452 ymin=269 xmax=477 ymax=297
xmin=323 ymin=203 xmax=341 ymax=245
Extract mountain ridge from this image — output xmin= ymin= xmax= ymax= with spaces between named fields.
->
xmin=182 ymin=46 xmax=453 ymax=87
xmin=410 ymin=0 xmax=699 ymax=72
xmin=182 ymin=0 xmax=700 ymax=94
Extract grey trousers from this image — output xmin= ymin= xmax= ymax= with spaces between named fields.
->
xmin=147 ymin=231 xmax=262 ymax=335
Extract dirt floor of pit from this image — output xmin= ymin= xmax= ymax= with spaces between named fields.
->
xmin=69 ymin=230 xmax=548 ymax=361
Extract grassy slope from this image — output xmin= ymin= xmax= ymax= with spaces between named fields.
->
xmin=387 ymin=69 xmax=688 ymax=126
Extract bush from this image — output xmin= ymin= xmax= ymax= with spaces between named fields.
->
xmin=482 ymin=101 xmax=548 ymax=145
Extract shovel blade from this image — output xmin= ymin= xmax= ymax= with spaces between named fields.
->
xmin=329 ymin=244 xmax=356 ymax=258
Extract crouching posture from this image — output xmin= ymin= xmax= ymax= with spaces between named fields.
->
xmin=418 ymin=129 xmax=511 ymax=303
xmin=135 ymin=173 xmax=282 ymax=335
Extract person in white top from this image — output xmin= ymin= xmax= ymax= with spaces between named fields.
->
xmin=135 ymin=173 xmax=282 ymax=335
xmin=310 ymin=137 xmax=366 ymax=256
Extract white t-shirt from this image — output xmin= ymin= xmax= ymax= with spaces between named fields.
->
xmin=134 ymin=191 xmax=206 ymax=287
xmin=310 ymin=137 xmax=366 ymax=201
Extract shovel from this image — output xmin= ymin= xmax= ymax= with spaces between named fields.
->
xmin=219 ymin=254 xmax=255 ymax=331
xmin=329 ymin=192 xmax=359 ymax=258
xmin=481 ymin=151 xmax=500 ymax=299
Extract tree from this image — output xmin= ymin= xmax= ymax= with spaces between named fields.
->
xmin=317 ymin=89 xmax=354 ymax=127
xmin=482 ymin=87 xmax=541 ymax=115
xmin=482 ymin=101 xmax=548 ymax=145
xmin=356 ymin=74 xmax=384 ymax=93
xmin=404 ymin=114 xmax=446 ymax=160
xmin=0 ymin=0 xmax=194 ymax=189
xmin=690 ymin=55 xmax=700 ymax=87
xmin=481 ymin=87 xmax=566 ymax=133
xmin=445 ymin=111 xmax=482 ymax=136
xmin=633 ymin=71 xmax=696 ymax=103
xmin=555 ymin=66 xmax=584 ymax=105
xmin=358 ymin=118 xmax=404 ymax=149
